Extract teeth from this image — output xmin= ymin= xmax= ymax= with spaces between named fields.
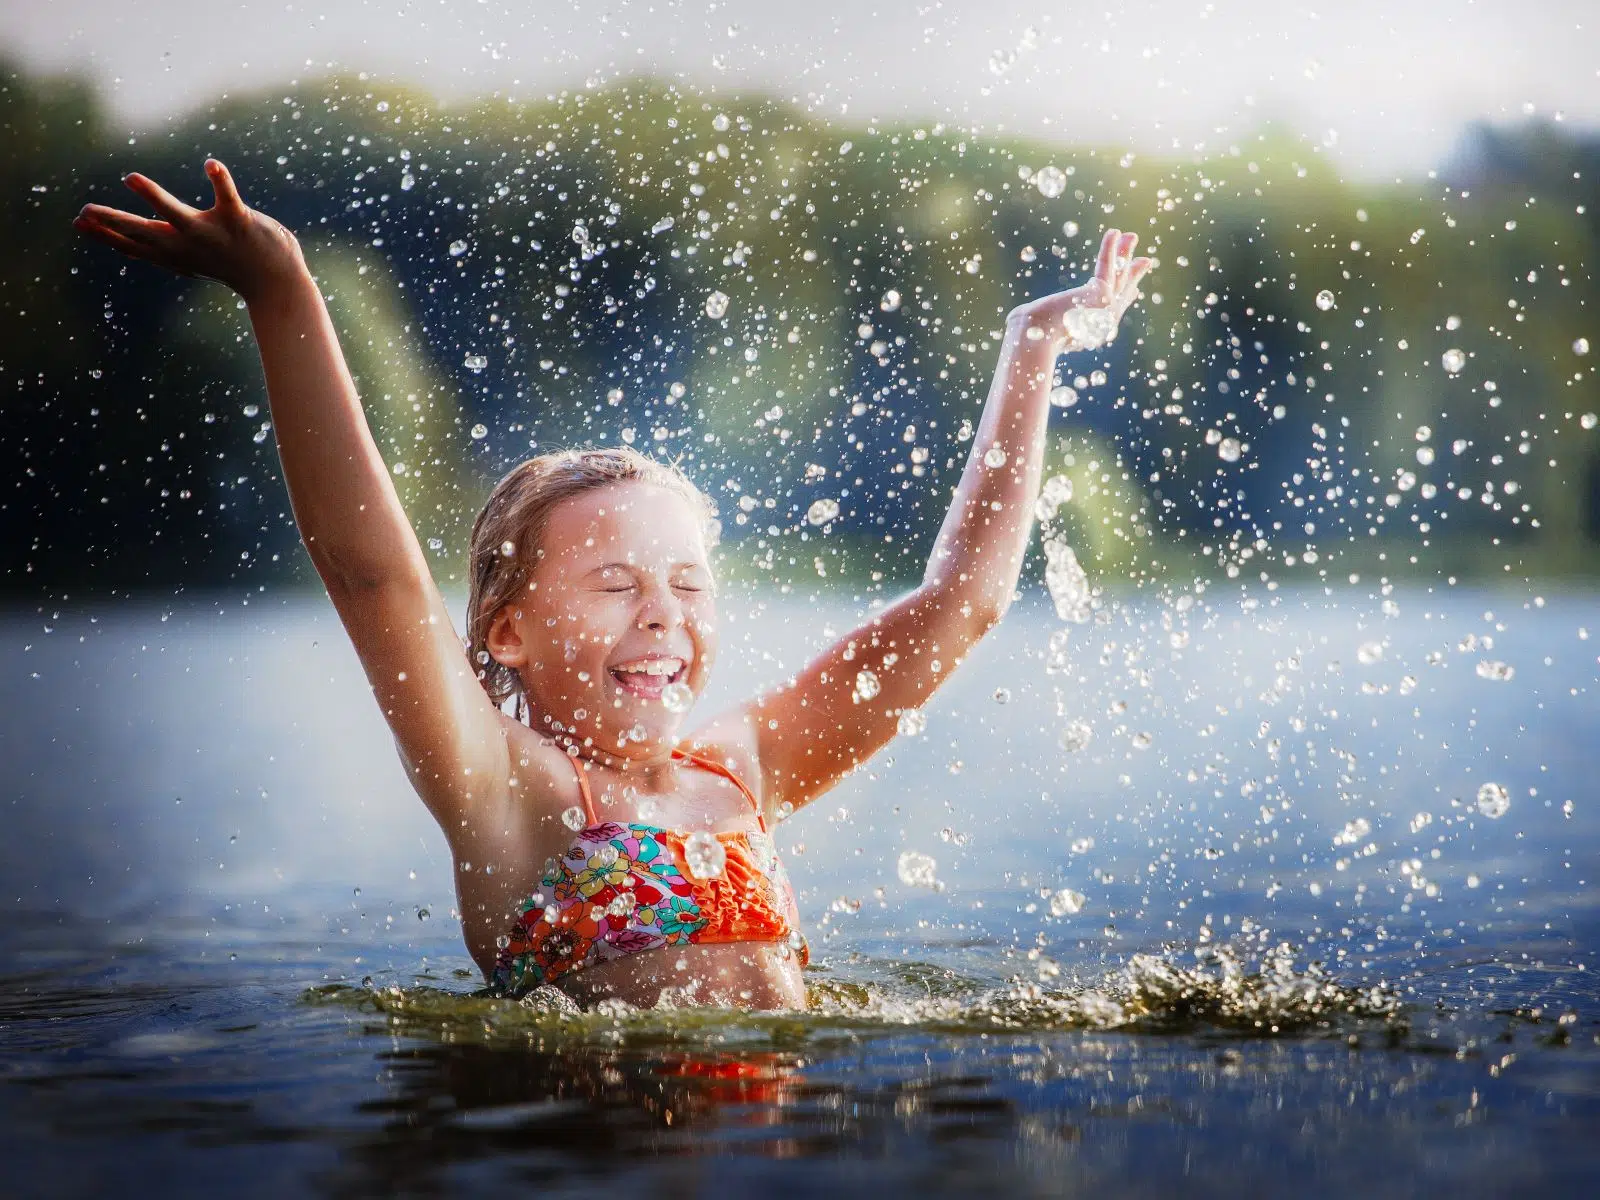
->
xmin=615 ymin=658 xmax=684 ymax=677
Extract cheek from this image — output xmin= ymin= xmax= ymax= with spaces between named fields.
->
xmin=689 ymin=602 xmax=719 ymax=663
xmin=543 ymin=592 xmax=624 ymax=644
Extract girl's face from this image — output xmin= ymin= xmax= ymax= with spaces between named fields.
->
xmin=490 ymin=481 xmax=718 ymax=761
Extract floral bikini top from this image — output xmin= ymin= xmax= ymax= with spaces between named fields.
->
xmin=490 ymin=746 xmax=809 ymax=996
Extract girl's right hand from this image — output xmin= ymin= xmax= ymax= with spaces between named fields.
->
xmin=74 ymin=159 xmax=307 ymax=304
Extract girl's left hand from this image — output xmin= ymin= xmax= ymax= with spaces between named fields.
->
xmin=1007 ymin=228 xmax=1153 ymax=353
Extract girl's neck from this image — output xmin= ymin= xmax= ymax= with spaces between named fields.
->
xmin=550 ymin=729 xmax=680 ymax=782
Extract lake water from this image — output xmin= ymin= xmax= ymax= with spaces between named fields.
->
xmin=2 ymin=585 xmax=1596 ymax=1195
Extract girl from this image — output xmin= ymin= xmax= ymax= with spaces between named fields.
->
xmin=74 ymin=160 xmax=1152 ymax=1011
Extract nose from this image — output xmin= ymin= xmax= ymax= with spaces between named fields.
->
xmin=635 ymin=579 xmax=684 ymax=635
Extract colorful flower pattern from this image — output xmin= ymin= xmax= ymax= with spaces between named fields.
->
xmin=490 ymin=822 xmax=807 ymax=995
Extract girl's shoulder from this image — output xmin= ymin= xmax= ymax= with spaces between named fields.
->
xmin=497 ymin=714 xmax=585 ymax=810
xmin=678 ymin=709 xmax=766 ymax=805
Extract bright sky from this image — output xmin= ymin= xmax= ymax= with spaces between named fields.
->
xmin=6 ymin=0 xmax=1596 ymax=178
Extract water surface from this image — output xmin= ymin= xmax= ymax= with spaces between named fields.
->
xmin=2 ymin=587 xmax=1596 ymax=1195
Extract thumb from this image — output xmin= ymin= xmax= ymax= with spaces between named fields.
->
xmin=206 ymin=158 xmax=246 ymax=214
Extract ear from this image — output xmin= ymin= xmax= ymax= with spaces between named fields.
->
xmin=484 ymin=603 xmax=528 ymax=670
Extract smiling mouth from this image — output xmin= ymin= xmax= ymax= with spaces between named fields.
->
xmin=608 ymin=656 xmax=688 ymax=700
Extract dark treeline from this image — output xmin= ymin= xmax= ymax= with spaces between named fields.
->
xmin=3 ymin=57 xmax=1598 ymax=600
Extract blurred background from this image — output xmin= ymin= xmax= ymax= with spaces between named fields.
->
xmin=2 ymin=0 xmax=1596 ymax=599
xmin=2 ymin=11 xmax=1598 ymax=1189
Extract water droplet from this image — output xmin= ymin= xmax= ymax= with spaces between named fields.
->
xmin=1048 ymin=385 xmax=1079 ymax=408
xmin=1063 ymin=305 xmax=1116 ymax=350
xmin=463 ymin=354 xmax=488 ymax=373
xmin=243 ymin=403 xmax=260 ymax=418
xmin=650 ymin=215 xmax=675 ymax=234
xmin=1035 ymin=474 xmax=1075 ymax=522
xmin=1045 ymin=537 xmax=1092 ymax=622
xmin=1574 ymin=337 xmax=1590 ymax=356
xmin=993 ymin=687 xmax=1011 ymax=704
xmin=880 ymin=289 xmax=901 ymax=312
xmin=1049 ymin=888 xmax=1086 ymax=916
xmin=1357 ymin=641 xmax=1385 ymax=665
xmin=1334 ymin=817 xmax=1371 ymax=845
xmin=661 ymin=681 xmax=693 ymax=713
xmin=1476 ymin=660 xmax=1515 ymax=682
xmin=499 ymin=540 xmax=516 ymax=558
xmin=1441 ymin=348 xmax=1466 ymax=373
xmin=807 ymin=497 xmax=840 ymax=525
xmin=896 ymin=708 xmax=927 ymax=736
xmin=1060 ymin=720 xmax=1093 ymax=752
xmin=1034 ymin=165 xmax=1067 ymax=198
xmin=704 ymin=290 xmax=730 ymax=319
xmin=561 ymin=805 xmax=587 ymax=831
xmin=1069 ymin=836 xmax=1095 ymax=854
xmin=983 ymin=445 xmax=1008 ymax=469
xmin=1314 ymin=289 xmax=1336 ymax=311
xmin=469 ymin=422 xmax=488 ymax=439
xmin=1217 ymin=437 xmax=1243 ymax=463
xmin=1581 ymin=413 xmax=1598 ymax=430
xmin=448 ymin=239 xmax=469 ymax=257
xmin=1130 ymin=731 xmax=1153 ymax=750
xmin=416 ymin=907 xmax=430 ymax=922
xmin=683 ymin=831 xmax=727 ymax=879
xmin=897 ymin=850 xmax=939 ymax=888
xmin=1475 ymin=783 xmax=1510 ymax=819
xmin=852 ymin=669 xmax=881 ymax=703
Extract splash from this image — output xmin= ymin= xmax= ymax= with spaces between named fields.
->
xmin=304 ymin=943 xmax=1402 ymax=1047
xmin=1043 ymin=537 xmax=1093 ymax=622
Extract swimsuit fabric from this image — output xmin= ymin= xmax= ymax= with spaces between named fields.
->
xmin=490 ymin=747 xmax=808 ymax=995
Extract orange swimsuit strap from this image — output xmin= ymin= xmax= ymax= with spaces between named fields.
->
xmin=568 ymin=745 xmax=766 ymax=832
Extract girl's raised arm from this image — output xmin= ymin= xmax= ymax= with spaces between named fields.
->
xmin=75 ymin=161 xmax=514 ymax=831
xmin=738 ymin=229 xmax=1151 ymax=818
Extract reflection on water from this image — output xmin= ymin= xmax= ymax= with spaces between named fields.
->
xmin=1 ymin=589 xmax=1598 ymax=1194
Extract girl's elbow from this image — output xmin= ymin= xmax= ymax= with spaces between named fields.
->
xmin=947 ymin=586 xmax=1011 ymax=637
xmin=923 ymin=574 xmax=1013 ymax=634
xmin=971 ymin=590 xmax=1012 ymax=634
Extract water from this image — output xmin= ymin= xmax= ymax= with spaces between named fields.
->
xmin=3 ymin=588 xmax=1597 ymax=1195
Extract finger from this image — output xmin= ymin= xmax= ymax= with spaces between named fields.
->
xmin=77 ymin=204 xmax=171 ymax=247
xmin=1095 ymin=229 xmax=1120 ymax=287
xmin=205 ymin=158 xmax=247 ymax=214
xmin=74 ymin=216 xmax=151 ymax=261
xmin=1116 ymin=258 xmax=1154 ymax=315
xmin=1115 ymin=232 xmax=1139 ymax=291
xmin=123 ymin=172 xmax=197 ymax=224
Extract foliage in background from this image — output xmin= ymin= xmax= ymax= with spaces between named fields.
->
xmin=3 ymin=57 xmax=1597 ymax=600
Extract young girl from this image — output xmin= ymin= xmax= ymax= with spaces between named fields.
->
xmin=74 ymin=160 xmax=1151 ymax=1011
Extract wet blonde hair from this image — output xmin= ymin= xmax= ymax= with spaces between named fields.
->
xmin=465 ymin=446 xmax=718 ymax=720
